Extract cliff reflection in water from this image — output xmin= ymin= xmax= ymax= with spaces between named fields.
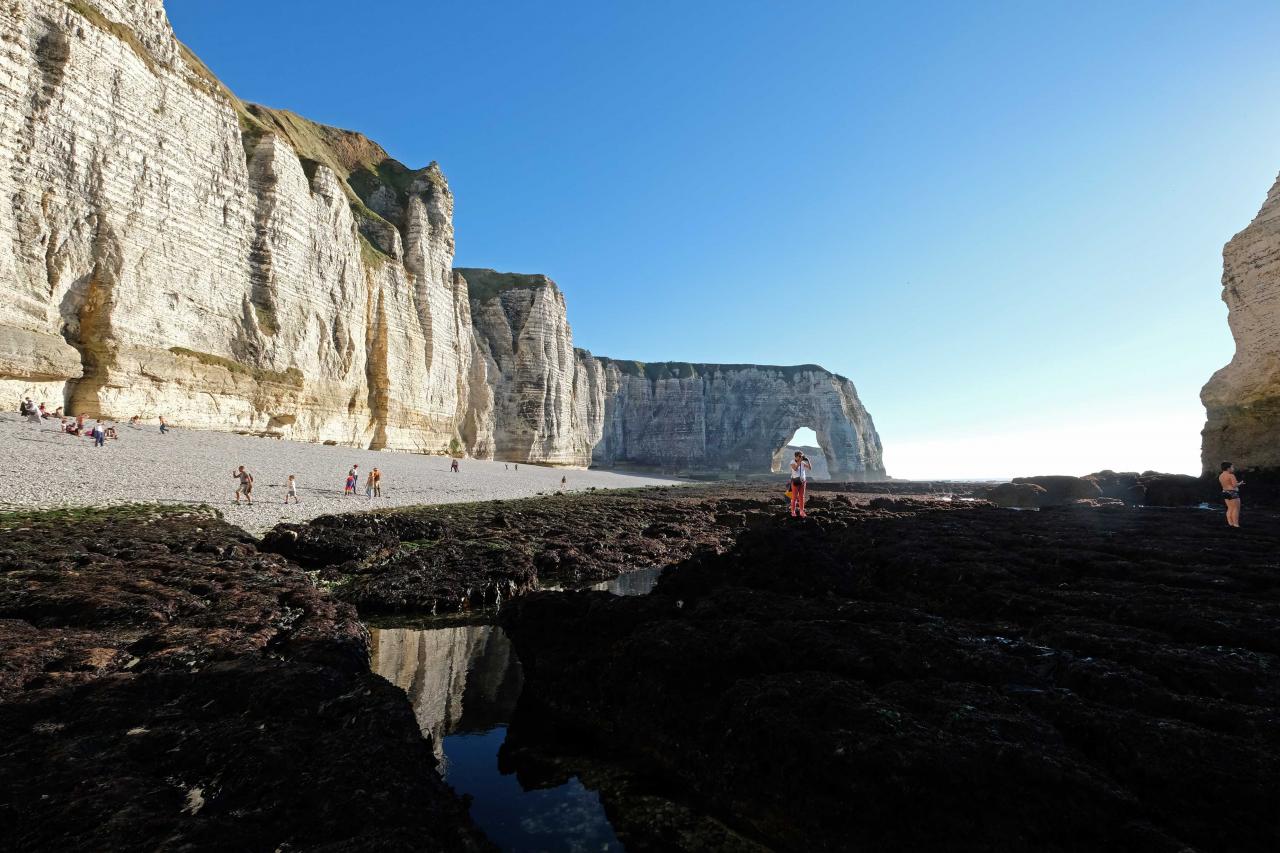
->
xmin=369 ymin=624 xmax=523 ymax=760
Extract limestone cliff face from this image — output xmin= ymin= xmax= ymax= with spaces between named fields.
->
xmin=461 ymin=269 xmax=603 ymax=466
xmin=0 ymin=0 xmax=886 ymax=475
xmin=1202 ymin=172 xmax=1280 ymax=472
xmin=0 ymin=0 xmax=471 ymax=451
xmin=587 ymin=358 xmax=885 ymax=479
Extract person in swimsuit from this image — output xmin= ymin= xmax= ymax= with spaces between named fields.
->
xmin=369 ymin=467 xmax=381 ymax=498
xmin=285 ymin=474 xmax=299 ymax=504
xmin=1219 ymin=461 xmax=1244 ymax=528
xmin=789 ymin=450 xmax=812 ymax=518
xmin=232 ymin=466 xmax=254 ymax=505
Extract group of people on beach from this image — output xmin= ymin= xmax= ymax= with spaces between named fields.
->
xmin=18 ymin=398 xmax=172 ymax=443
xmin=227 ymin=455 xmax=556 ymax=507
xmin=343 ymin=464 xmax=382 ymax=498
xmin=230 ymin=463 xmax=388 ymax=505
xmin=230 ymin=468 xmax=303 ymax=505
xmin=18 ymin=398 xmax=61 ymax=422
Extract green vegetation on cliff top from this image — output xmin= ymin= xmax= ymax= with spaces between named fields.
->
xmin=169 ymin=29 xmax=442 ymax=264
xmin=589 ymin=353 xmax=840 ymax=382
xmin=457 ymin=268 xmax=557 ymax=303
xmin=65 ymin=1 xmax=159 ymax=73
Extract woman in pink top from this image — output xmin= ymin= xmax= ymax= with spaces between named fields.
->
xmin=789 ymin=451 xmax=812 ymax=518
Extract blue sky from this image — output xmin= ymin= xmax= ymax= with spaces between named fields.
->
xmin=168 ymin=1 xmax=1280 ymax=478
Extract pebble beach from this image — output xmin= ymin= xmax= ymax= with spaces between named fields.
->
xmin=0 ymin=415 xmax=682 ymax=534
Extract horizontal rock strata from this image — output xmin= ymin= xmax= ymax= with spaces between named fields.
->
xmin=1 ymin=0 xmax=471 ymax=451
xmin=0 ymin=0 xmax=886 ymax=476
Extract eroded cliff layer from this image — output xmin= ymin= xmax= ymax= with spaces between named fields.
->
xmin=1202 ymin=171 xmax=1280 ymax=473
xmin=1 ymin=0 xmax=472 ymax=451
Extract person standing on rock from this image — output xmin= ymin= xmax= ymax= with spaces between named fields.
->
xmin=285 ymin=474 xmax=299 ymax=505
xmin=1219 ymin=462 xmax=1244 ymax=528
xmin=789 ymin=451 xmax=812 ymax=518
xmin=232 ymin=466 xmax=254 ymax=505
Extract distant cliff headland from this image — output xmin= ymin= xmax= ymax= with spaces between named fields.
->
xmin=0 ymin=0 xmax=885 ymax=479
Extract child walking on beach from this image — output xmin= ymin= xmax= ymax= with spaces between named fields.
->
xmin=285 ymin=474 xmax=299 ymax=504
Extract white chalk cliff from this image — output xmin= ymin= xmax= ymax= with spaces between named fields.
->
xmin=0 ymin=0 xmax=886 ymax=477
xmin=1202 ymin=172 xmax=1280 ymax=473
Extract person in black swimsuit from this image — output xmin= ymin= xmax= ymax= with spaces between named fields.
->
xmin=1219 ymin=461 xmax=1244 ymax=528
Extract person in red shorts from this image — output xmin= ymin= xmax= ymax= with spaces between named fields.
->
xmin=789 ymin=450 xmax=811 ymax=518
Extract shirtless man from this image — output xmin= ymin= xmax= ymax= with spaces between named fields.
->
xmin=232 ymin=465 xmax=254 ymax=505
xmin=1219 ymin=462 xmax=1244 ymax=528
xmin=369 ymin=467 xmax=382 ymax=498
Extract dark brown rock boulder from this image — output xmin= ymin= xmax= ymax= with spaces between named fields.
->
xmin=1085 ymin=470 xmax=1143 ymax=503
xmin=1011 ymin=475 xmax=1103 ymax=505
xmin=1140 ymin=473 xmax=1209 ymax=507
xmin=983 ymin=482 xmax=1047 ymax=508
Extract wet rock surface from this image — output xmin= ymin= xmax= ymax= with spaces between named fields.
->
xmin=501 ymin=499 xmax=1280 ymax=852
xmin=262 ymin=486 xmax=811 ymax=614
xmin=0 ymin=506 xmax=490 ymax=852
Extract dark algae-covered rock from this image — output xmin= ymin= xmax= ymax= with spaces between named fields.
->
xmin=0 ymin=505 xmax=490 ymax=852
xmin=501 ymin=502 xmax=1280 ymax=852
xmin=261 ymin=488 xmax=786 ymax=614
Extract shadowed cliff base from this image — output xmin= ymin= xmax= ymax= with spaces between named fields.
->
xmin=500 ymin=500 xmax=1280 ymax=852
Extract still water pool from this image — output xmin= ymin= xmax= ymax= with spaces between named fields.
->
xmin=369 ymin=567 xmax=663 ymax=851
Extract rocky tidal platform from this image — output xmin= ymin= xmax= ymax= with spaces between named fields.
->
xmin=5 ymin=486 xmax=1276 ymax=851
xmin=0 ymin=506 xmax=491 ymax=851
xmin=501 ymin=498 xmax=1280 ymax=851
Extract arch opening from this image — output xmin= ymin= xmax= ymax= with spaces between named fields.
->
xmin=771 ymin=426 xmax=829 ymax=480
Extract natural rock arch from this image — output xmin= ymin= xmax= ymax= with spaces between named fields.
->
xmin=587 ymin=360 xmax=886 ymax=480
xmin=770 ymin=426 xmax=829 ymax=478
